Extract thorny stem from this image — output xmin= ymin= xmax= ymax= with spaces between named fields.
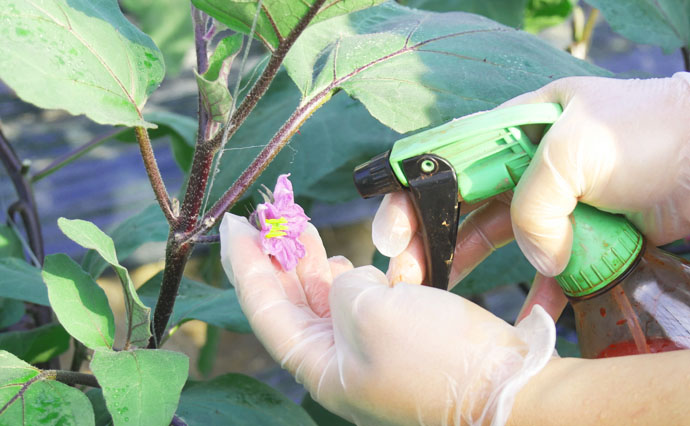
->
xmin=31 ymin=128 xmax=124 ymax=183
xmin=135 ymin=126 xmax=176 ymax=225
xmin=52 ymin=370 xmax=100 ymax=388
xmin=184 ymin=89 xmax=332 ymax=242
xmin=208 ymin=0 xmax=328 ymax=152
xmin=193 ymin=6 xmax=212 ymax=140
xmin=149 ymin=0 xmax=328 ymax=348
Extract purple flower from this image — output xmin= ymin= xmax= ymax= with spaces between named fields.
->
xmin=250 ymin=174 xmax=310 ymax=271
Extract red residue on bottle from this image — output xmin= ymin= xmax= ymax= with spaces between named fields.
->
xmin=616 ymin=319 xmax=627 ymax=326
xmin=599 ymin=307 xmax=606 ymax=317
xmin=597 ymin=338 xmax=684 ymax=358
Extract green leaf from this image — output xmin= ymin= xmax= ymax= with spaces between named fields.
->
xmin=138 ymin=272 xmax=251 ymax=333
xmin=176 ymin=373 xmax=318 ymax=426
xmin=401 ymin=0 xmax=529 ymax=28
xmin=59 ymin=218 xmax=152 ymax=348
xmin=195 ymin=71 xmax=233 ymax=124
xmin=0 ymin=351 xmax=95 ymax=426
xmin=0 ymin=258 xmax=49 ymax=305
xmin=42 ymin=254 xmax=116 ymax=350
xmin=191 ymin=0 xmax=387 ymax=49
xmin=524 ymin=0 xmax=576 ymax=33
xmin=205 ymin=34 xmax=243 ymax=81
xmin=284 ymin=2 xmax=608 ymax=133
xmin=0 ymin=323 xmax=71 ymax=364
xmin=195 ymin=34 xmax=243 ymax=124
xmin=209 ymin=69 xmax=400 ymax=205
xmin=301 ymin=393 xmax=354 ymax=426
xmin=90 ymin=349 xmax=188 ymax=426
xmin=0 ymin=298 xmax=25 ymax=329
xmin=120 ymin=0 xmax=194 ymax=77
xmin=0 ymin=0 xmax=165 ymax=128
xmin=586 ymin=0 xmax=690 ymax=53
xmin=453 ymin=241 xmax=535 ymax=296
xmin=0 ymin=226 xmax=23 ymax=259
xmin=81 ymin=204 xmax=169 ymax=279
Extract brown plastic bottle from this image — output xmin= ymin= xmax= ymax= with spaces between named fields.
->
xmin=569 ymin=244 xmax=690 ymax=358
xmin=553 ymin=205 xmax=690 ymax=359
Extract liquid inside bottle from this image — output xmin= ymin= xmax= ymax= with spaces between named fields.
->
xmin=569 ymin=245 xmax=690 ymax=359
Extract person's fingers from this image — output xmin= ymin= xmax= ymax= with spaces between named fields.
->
xmin=516 ymin=273 xmax=568 ymax=324
xmin=296 ymin=223 xmax=334 ymax=318
xmin=328 ymin=255 xmax=354 ymax=279
xmin=219 ymin=213 xmax=333 ymax=373
xmin=510 ymin=123 xmax=579 ymax=276
xmin=497 ymin=78 xmax=567 ymax=109
xmin=372 ymin=192 xmax=418 ymax=257
xmin=385 ymin=198 xmax=514 ymax=288
xmin=449 ymin=198 xmax=514 ymax=288
xmin=386 ymin=233 xmax=425 ymax=286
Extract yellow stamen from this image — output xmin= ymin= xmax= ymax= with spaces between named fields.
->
xmin=265 ymin=217 xmax=288 ymax=238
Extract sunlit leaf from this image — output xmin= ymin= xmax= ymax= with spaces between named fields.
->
xmin=524 ymin=0 xmax=576 ymax=33
xmin=42 ymin=254 xmax=115 ymax=350
xmin=191 ymin=0 xmax=386 ymax=49
xmin=58 ymin=218 xmax=151 ymax=348
xmin=90 ymin=349 xmax=188 ymax=426
xmin=0 ymin=352 xmax=94 ymax=426
xmin=0 ymin=0 xmax=165 ymax=127
xmin=285 ymin=2 xmax=608 ymax=133
xmin=120 ymin=0 xmax=194 ymax=77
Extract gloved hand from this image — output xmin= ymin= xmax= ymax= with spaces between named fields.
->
xmin=374 ymin=73 xmax=690 ymax=318
xmin=220 ymin=213 xmax=555 ymax=426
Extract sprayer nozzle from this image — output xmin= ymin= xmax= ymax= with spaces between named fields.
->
xmin=353 ymin=150 xmax=402 ymax=198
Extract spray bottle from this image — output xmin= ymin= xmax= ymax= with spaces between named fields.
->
xmin=353 ymin=103 xmax=690 ymax=358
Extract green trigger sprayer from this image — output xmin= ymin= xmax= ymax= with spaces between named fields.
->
xmin=353 ymin=103 xmax=690 ymax=359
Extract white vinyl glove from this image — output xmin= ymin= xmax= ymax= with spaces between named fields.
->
xmin=375 ymin=73 xmax=690 ymax=280
xmin=220 ymin=213 xmax=556 ymax=426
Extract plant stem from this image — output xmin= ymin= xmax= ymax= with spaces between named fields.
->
xmin=682 ymin=46 xmax=690 ymax=72
xmin=193 ymin=234 xmax=219 ymax=244
xmin=50 ymin=370 xmax=100 ymax=388
xmin=148 ymin=0 xmax=329 ymax=348
xmin=0 ymin=127 xmax=44 ymax=263
xmin=184 ymin=89 xmax=332 ymax=241
xmin=135 ymin=126 xmax=176 ymax=225
xmin=208 ymin=0 xmax=328 ymax=152
xmin=193 ymin=6 xmax=212 ymax=141
xmin=31 ymin=128 xmax=124 ymax=182
xmin=149 ymin=239 xmax=192 ymax=348
xmin=69 ymin=339 xmax=88 ymax=372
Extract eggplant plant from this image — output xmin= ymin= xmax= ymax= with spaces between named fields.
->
xmin=0 ymin=0 xmax=687 ymax=424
